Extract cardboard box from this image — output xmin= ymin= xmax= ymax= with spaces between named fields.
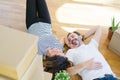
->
xmin=0 ymin=75 xmax=12 ymax=80
xmin=109 ymin=28 xmax=120 ymax=56
xmin=44 ymin=72 xmax=52 ymax=80
xmin=0 ymin=55 xmax=44 ymax=80
xmin=0 ymin=26 xmax=38 ymax=79
xmin=21 ymin=54 xmax=44 ymax=80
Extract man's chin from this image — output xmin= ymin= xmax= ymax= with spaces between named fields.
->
xmin=71 ymin=43 xmax=80 ymax=48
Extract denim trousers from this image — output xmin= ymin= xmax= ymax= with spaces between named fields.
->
xmin=93 ymin=74 xmax=118 ymax=80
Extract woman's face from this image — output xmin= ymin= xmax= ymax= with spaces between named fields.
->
xmin=46 ymin=48 xmax=65 ymax=57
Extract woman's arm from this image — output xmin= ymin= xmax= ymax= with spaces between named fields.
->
xmin=66 ymin=58 xmax=102 ymax=76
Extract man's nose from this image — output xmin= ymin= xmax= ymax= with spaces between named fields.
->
xmin=70 ymin=37 xmax=74 ymax=40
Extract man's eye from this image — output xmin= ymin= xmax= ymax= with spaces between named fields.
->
xmin=68 ymin=38 xmax=70 ymax=41
xmin=71 ymin=35 xmax=74 ymax=38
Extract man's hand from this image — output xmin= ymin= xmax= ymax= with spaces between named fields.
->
xmin=58 ymin=37 xmax=66 ymax=45
xmin=85 ymin=58 xmax=102 ymax=70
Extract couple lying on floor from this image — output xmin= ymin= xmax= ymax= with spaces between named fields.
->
xmin=26 ymin=0 xmax=118 ymax=80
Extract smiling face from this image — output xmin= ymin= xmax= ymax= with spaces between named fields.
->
xmin=46 ymin=48 xmax=65 ymax=57
xmin=67 ymin=32 xmax=83 ymax=48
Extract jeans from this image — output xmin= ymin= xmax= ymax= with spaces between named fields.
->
xmin=26 ymin=0 xmax=51 ymax=29
xmin=93 ymin=74 xmax=118 ymax=80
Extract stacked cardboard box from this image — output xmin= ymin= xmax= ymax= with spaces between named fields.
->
xmin=109 ymin=28 xmax=120 ymax=56
xmin=0 ymin=26 xmax=52 ymax=80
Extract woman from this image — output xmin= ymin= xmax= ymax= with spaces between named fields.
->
xmin=26 ymin=0 xmax=64 ymax=58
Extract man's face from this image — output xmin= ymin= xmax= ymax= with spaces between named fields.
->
xmin=67 ymin=32 xmax=83 ymax=48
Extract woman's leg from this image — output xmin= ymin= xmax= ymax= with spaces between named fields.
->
xmin=26 ymin=0 xmax=39 ymax=29
xmin=36 ymin=0 xmax=51 ymax=24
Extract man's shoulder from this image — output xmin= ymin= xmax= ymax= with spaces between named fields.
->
xmin=87 ymin=39 xmax=99 ymax=48
xmin=67 ymin=48 xmax=76 ymax=52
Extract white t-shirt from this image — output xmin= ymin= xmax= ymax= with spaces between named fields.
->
xmin=66 ymin=39 xmax=115 ymax=80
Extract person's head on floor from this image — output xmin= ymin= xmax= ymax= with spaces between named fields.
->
xmin=65 ymin=31 xmax=84 ymax=49
xmin=46 ymin=48 xmax=64 ymax=57
xmin=44 ymin=55 xmax=72 ymax=79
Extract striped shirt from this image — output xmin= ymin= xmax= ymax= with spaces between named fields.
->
xmin=28 ymin=22 xmax=63 ymax=56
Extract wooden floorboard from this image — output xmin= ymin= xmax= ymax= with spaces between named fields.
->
xmin=0 ymin=0 xmax=120 ymax=79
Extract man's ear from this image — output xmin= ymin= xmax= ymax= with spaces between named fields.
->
xmin=78 ymin=35 xmax=83 ymax=40
xmin=64 ymin=37 xmax=69 ymax=46
xmin=64 ymin=37 xmax=67 ymax=43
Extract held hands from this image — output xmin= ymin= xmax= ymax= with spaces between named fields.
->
xmin=85 ymin=58 xmax=102 ymax=70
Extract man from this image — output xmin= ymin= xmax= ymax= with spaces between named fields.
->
xmin=65 ymin=26 xmax=117 ymax=80
xmin=26 ymin=0 xmax=102 ymax=79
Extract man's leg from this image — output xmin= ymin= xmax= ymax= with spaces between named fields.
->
xmin=93 ymin=74 xmax=118 ymax=80
xmin=26 ymin=0 xmax=39 ymax=29
xmin=36 ymin=0 xmax=51 ymax=24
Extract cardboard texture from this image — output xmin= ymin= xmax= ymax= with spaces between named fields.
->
xmin=44 ymin=72 xmax=52 ymax=80
xmin=109 ymin=28 xmax=120 ymax=56
xmin=0 ymin=26 xmax=38 ymax=79
xmin=21 ymin=54 xmax=44 ymax=80
xmin=0 ymin=75 xmax=12 ymax=80
xmin=0 ymin=55 xmax=52 ymax=80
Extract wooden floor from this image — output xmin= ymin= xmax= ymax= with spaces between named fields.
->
xmin=0 ymin=0 xmax=120 ymax=79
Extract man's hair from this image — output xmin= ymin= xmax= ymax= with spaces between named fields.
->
xmin=44 ymin=56 xmax=71 ymax=79
xmin=67 ymin=31 xmax=81 ymax=38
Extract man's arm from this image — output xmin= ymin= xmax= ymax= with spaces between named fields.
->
xmin=58 ymin=37 xmax=65 ymax=45
xmin=84 ymin=26 xmax=102 ymax=43
xmin=66 ymin=58 xmax=102 ymax=76
xmin=93 ymin=26 xmax=102 ymax=44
